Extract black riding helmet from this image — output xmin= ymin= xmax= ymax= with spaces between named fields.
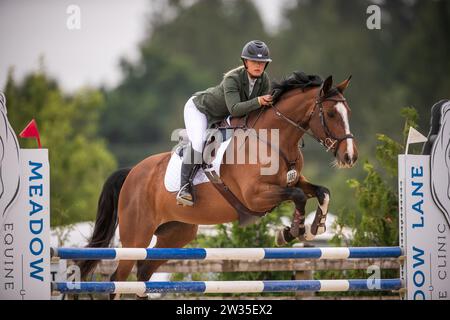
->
xmin=241 ymin=40 xmax=272 ymax=71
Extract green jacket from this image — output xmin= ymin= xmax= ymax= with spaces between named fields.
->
xmin=193 ymin=66 xmax=270 ymax=128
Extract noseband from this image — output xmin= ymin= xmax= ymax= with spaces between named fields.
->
xmin=271 ymin=87 xmax=354 ymax=155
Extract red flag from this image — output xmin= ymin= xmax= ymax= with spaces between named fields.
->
xmin=19 ymin=119 xmax=42 ymax=148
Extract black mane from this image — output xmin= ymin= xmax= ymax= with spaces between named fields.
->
xmin=271 ymin=71 xmax=323 ymax=104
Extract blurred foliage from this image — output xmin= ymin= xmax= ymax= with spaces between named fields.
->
xmin=315 ymin=107 xmax=419 ymax=297
xmin=4 ymin=67 xmax=117 ymax=226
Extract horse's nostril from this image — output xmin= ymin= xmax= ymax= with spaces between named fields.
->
xmin=344 ymin=153 xmax=351 ymax=163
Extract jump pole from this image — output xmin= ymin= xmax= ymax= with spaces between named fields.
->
xmin=50 ymin=247 xmax=403 ymax=261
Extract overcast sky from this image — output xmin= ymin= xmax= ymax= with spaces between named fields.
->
xmin=0 ymin=0 xmax=291 ymax=92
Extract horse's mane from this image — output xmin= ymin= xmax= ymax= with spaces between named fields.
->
xmin=271 ymin=71 xmax=323 ymax=104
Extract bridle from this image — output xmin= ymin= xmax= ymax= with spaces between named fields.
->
xmin=270 ymin=87 xmax=354 ymax=156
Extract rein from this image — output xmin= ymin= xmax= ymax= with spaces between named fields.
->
xmin=270 ymin=88 xmax=354 ymax=156
xmin=245 ymin=107 xmax=299 ymax=170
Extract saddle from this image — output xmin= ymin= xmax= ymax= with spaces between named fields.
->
xmin=178 ymin=114 xmax=269 ymax=226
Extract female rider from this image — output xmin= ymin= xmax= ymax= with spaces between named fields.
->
xmin=177 ymin=40 xmax=273 ymax=206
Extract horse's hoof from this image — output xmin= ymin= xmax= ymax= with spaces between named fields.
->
xmin=289 ymin=226 xmax=299 ymax=238
xmin=136 ymin=294 xmax=149 ymax=300
xmin=298 ymin=224 xmax=315 ymax=241
xmin=276 ymin=227 xmax=295 ymax=246
xmin=316 ymin=225 xmax=326 ymax=235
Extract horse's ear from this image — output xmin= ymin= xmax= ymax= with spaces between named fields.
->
xmin=336 ymin=75 xmax=352 ymax=93
xmin=322 ymin=75 xmax=333 ymax=94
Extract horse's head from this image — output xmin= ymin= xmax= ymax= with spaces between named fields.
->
xmin=307 ymin=75 xmax=358 ymax=168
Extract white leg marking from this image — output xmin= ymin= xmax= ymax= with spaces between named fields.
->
xmin=304 ymin=224 xmax=315 ymax=241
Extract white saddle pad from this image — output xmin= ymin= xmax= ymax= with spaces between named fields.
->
xmin=164 ymin=137 xmax=233 ymax=192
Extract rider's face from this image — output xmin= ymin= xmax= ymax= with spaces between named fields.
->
xmin=245 ymin=60 xmax=267 ymax=78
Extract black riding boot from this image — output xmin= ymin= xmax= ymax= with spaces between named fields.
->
xmin=176 ymin=149 xmax=202 ymax=206
xmin=176 ymin=162 xmax=196 ymax=206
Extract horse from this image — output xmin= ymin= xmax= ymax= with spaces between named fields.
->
xmin=78 ymin=73 xmax=358 ymax=299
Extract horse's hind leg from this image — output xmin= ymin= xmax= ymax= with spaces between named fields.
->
xmin=135 ymin=221 xmax=198 ymax=300
xmin=109 ymin=260 xmax=137 ymax=300
xmin=109 ymin=210 xmax=158 ymax=300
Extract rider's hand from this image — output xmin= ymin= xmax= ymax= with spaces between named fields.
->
xmin=258 ymin=95 xmax=273 ymax=107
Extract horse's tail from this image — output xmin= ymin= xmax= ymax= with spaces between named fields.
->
xmin=78 ymin=167 xmax=132 ymax=280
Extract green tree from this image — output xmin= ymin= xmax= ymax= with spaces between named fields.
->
xmin=4 ymin=68 xmax=117 ymax=226
xmin=101 ymin=0 xmax=270 ymax=167
xmin=100 ymin=47 xmax=210 ymax=165
xmin=146 ymin=0 xmax=268 ymax=78
xmin=391 ymin=0 xmax=450 ymax=127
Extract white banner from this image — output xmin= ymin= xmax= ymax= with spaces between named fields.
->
xmin=399 ymin=155 xmax=450 ymax=300
xmin=0 ymin=149 xmax=50 ymax=300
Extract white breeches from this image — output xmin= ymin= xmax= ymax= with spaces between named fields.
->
xmin=184 ymin=96 xmax=208 ymax=153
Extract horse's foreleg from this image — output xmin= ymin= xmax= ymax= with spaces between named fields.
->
xmin=297 ymin=175 xmax=331 ymax=239
xmin=286 ymin=192 xmax=307 ymax=239
xmin=246 ymin=185 xmax=307 ymax=245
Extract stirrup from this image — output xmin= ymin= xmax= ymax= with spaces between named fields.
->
xmin=176 ymin=183 xmax=194 ymax=206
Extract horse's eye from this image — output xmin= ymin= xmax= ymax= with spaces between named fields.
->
xmin=327 ymin=111 xmax=336 ymax=118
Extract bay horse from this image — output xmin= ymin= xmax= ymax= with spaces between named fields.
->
xmin=78 ymin=74 xmax=358 ymax=299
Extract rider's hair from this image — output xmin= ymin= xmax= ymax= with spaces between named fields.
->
xmin=223 ymin=65 xmax=245 ymax=78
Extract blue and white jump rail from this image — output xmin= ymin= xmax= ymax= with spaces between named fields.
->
xmin=51 ymin=246 xmax=402 ymax=261
xmin=50 ymin=246 xmax=404 ymax=295
xmin=53 ymin=279 xmax=403 ymax=294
